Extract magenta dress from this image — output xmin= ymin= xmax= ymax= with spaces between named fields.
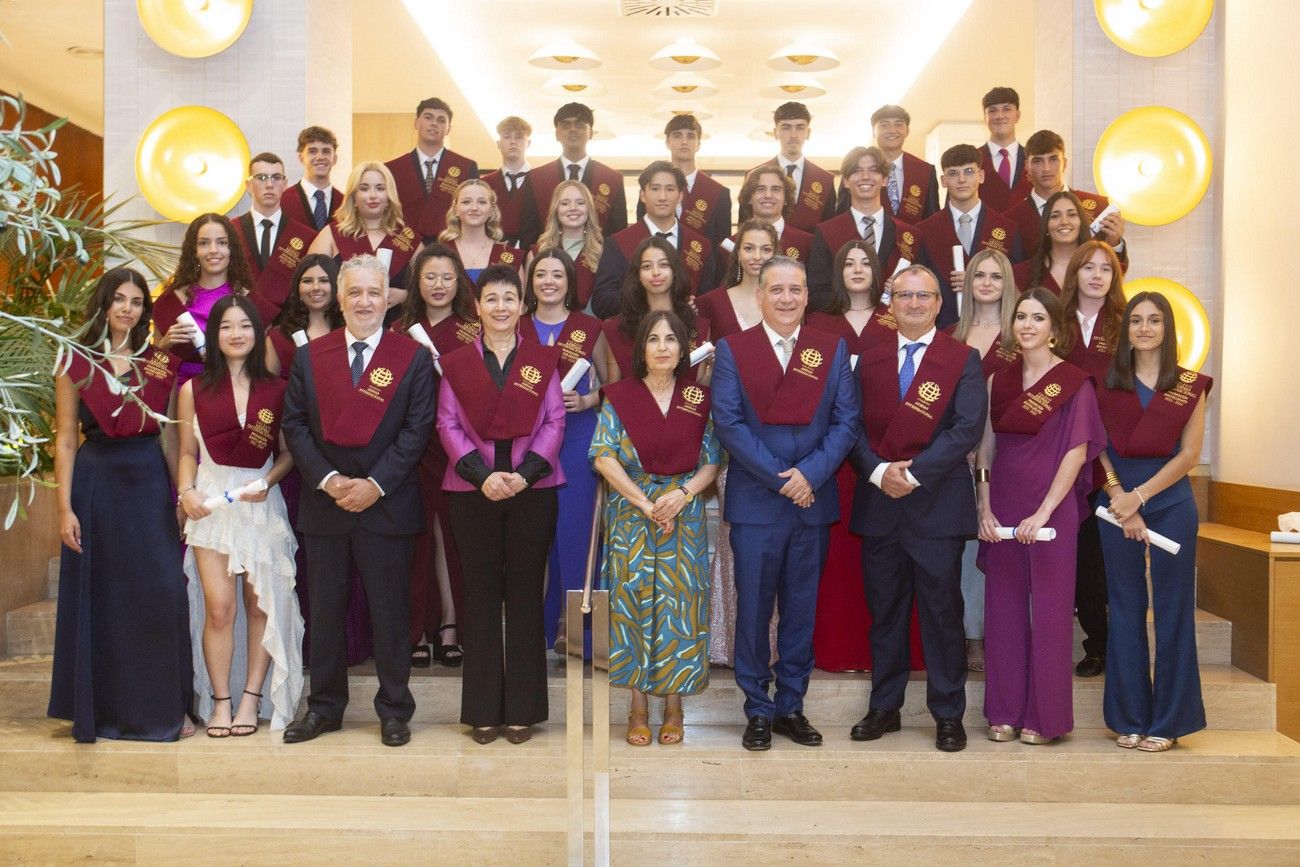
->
xmin=175 ymin=284 xmax=232 ymax=388
xmin=981 ymin=380 xmax=1105 ymax=739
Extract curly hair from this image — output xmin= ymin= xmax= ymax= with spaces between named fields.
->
xmin=166 ymin=213 xmax=253 ymax=303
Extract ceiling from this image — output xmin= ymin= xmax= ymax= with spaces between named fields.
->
xmin=0 ymin=0 xmax=104 ymax=133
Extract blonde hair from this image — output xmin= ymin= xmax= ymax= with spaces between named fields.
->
xmin=953 ymin=248 xmax=1017 ymax=342
xmin=536 ymin=179 xmax=602 ymax=272
xmin=439 ymin=178 xmax=504 ymax=243
xmin=335 ymin=161 xmax=404 ymax=238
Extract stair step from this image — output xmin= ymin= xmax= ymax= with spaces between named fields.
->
xmin=3 ymin=601 xmax=57 ymax=657
xmin=2 ymin=718 xmax=1298 ymax=805
xmin=1 ymin=792 xmax=1298 ymax=865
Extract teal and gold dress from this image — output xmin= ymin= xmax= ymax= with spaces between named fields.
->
xmin=590 ymin=401 xmax=720 ymax=696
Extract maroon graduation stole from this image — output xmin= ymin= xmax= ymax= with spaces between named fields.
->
xmin=151 ymin=287 xmax=203 ymax=365
xmin=697 ymin=290 xmax=743 ymax=340
xmin=192 ymin=375 xmax=287 ymax=468
xmin=235 ymin=215 xmax=316 ymax=312
xmin=586 ymin=161 xmax=623 ymax=232
xmin=990 ymin=358 xmax=1091 ymax=436
xmin=603 ymin=314 xmax=711 ymax=379
xmin=268 ymin=328 xmax=297 ymax=380
xmin=574 ymin=257 xmax=596 ymax=308
xmin=793 ymin=162 xmax=833 ymax=232
xmin=439 ymin=339 xmax=561 ymax=440
xmin=1066 ymin=317 xmax=1119 ymax=379
xmin=886 ymin=153 xmax=934 ymax=224
xmin=982 ymin=337 xmax=1020 ymax=380
xmin=331 ymin=222 xmax=420 ymax=278
xmin=859 ymin=331 xmax=969 ymax=460
xmin=1097 ymin=368 xmax=1212 ymax=458
xmin=489 ymin=243 xmax=522 ymax=270
xmin=309 ymin=330 xmax=421 ymax=447
xmin=522 ymin=311 xmax=601 ymax=376
xmin=68 ymin=346 xmax=180 ymax=438
xmin=729 ymin=324 xmax=840 ymax=425
xmin=603 ymin=377 xmax=710 ymax=476
xmin=681 ymin=173 xmax=724 ymax=235
xmin=426 ymin=314 xmax=481 ymax=355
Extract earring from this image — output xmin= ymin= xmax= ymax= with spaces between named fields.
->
xmin=1048 ymin=335 xmax=1058 ymax=348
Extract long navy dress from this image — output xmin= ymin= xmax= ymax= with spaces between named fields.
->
xmin=48 ymin=404 xmax=193 ymax=742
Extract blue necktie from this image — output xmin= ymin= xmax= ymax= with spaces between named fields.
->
xmin=887 ymin=165 xmax=901 ymax=212
xmin=899 ymin=342 xmax=923 ymax=400
xmin=313 ymin=190 xmax=328 ymax=229
xmin=350 ymin=341 xmax=367 ymax=387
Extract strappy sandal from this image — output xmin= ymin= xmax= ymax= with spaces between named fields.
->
xmin=658 ymin=710 xmax=684 ymax=745
xmin=411 ymin=643 xmax=433 ymax=668
xmin=626 ymin=709 xmax=651 ymax=747
xmin=1116 ymin=733 xmax=1143 ymax=749
xmin=1136 ymin=736 xmax=1177 ymax=752
xmin=231 ymin=689 xmax=261 ymax=737
xmin=437 ymin=624 xmax=463 ymax=668
xmin=206 ymin=695 xmax=232 ymax=738
xmin=988 ymin=724 xmax=1019 ymax=742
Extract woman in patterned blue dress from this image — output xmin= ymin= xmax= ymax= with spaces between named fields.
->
xmin=592 ymin=311 xmax=720 ymax=746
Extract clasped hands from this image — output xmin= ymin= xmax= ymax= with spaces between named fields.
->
xmin=1106 ymin=489 xmax=1150 ymax=543
xmin=779 ymin=467 xmax=815 ymax=508
xmin=639 ymin=489 xmax=685 ymax=536
xmin=480 ymin=471 xmax=527 ymax=502
xmin=880 ymin=460 xmax=918 ymax=499
xmin=324 ymin=474 xmax=382 ymax=512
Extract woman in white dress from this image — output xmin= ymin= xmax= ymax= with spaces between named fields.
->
xmin=176 ymin=295 xmax=303 ymax=735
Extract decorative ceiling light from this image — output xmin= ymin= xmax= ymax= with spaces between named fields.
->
xmin=136 ymin=0 xmax=253 ymax=58
xmin=654 ymin=103 xmax=714 ymax=121
xmin=1095 ymin=0 xmax=1213 ymax=58
xmin=767 ymin=40 xmax=839 ymax=72
xmin=649 ymin=38 xmax=721 ymax=70
xmin=760 ymin=74 xmax=827 ymax=99
xmin=135 ymin=105 xmax=249 ymax=223
xmin=652 ymin=73 xmax=718 ymax=99
xmin=543 ymin=73 xmax=605 ymax=97
xmin=528 ymin=37 xmax=601 ymax=69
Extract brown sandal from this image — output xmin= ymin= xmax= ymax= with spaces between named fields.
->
xmin=626 ymin=710 xmax=651 ymax=747
xmin=658 ymin=711 xmax=684 ymax=745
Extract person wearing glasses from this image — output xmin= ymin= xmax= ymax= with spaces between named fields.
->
xmin=232 ymin=153 xmax=318 ymax=323
xmin=915 ymin=144 xmax=1024 ymax=329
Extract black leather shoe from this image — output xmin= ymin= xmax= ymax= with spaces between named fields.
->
xmin=850 ymin=708 xmax=901 ymax=742
xmin=935 ymin=717 xmax=967 ymax=752
xmin=282 ymin=711 xmax=341 ymax=743
xmin=742 ymin=715 xmax=771 ymax=751
xmin=771 ymin=712 xmax=822 ymax=746
xmin=380 ymin=717 xmax=411 ymax=747
xmin=1075 ymin=655 xmax=1106 ymax=678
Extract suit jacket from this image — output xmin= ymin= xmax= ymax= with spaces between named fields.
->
xmin=589 ymin=221 xmax=717 ymax=319
xmin=481 ymin=168 xmax=542 ymax=250
xmin=836 ymin=152 xmax=940 ymax=225
xmin=978 ymin=144 xmax=1031 ymax=213
xmin=806 ymin=210 xmax=920 ymax=312
xmin=232 ymin=212 xmax=317 ymax=320
xmin=283 ymin=333 xmax=436 ymax=536
xmin=280 ymin=182 xmax=343 ymax=232
xmin=848 ymin=335 xmax=986 ymax=538
xmin=385 ymin=148 xmax=480 ymax=242
xmin=710 ymin=330 xmax=860 ymax=526
xmin=747 ymin=157 xmax=837 ymax=233
xmin=530 ymin=158 xmax=629 ymax=237
xmin=635 ymin=170 xmax=733 ymax=254
xmin=916 ymin=205 xmax=1024 ymax=328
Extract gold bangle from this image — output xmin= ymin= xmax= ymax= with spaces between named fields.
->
xmin=975 ymin=468 xmax=991 ymax=484
xmin=679 ymin=486 xmax=694 ymax=503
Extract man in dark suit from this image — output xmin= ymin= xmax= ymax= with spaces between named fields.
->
xmin=711 ymin=256 xmax=860 ymax=751
xmin=280 ymin=126 xmax=342 ymax=231
xmin=848 ymin=265 xmax=987 ymax=752
xmin=481 ymin=116 xmax=541 ymax=250
xmin=384 ymin=97 xmax=480 ymax=242
xmin=529 ymin=103 xmax=628 ymax=238
xmin=233 ymin=151 xmax=317 ymax=323
xmin=282 ymin=254 xmax=435 ymax=747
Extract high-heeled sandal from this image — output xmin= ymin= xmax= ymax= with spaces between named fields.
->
xmin=625 ymin=710 xmax=651 ymax=747
xmin=231 ymin=689 xmax=261 ymax=737
xmin=411 ymin=643 xmax=433 ymax=669
xmin=1136 ymin=735 xmax=1177 ymax=752
xmin=658 ymin=711 xmax=684 ymax=745
xmin=1019 ymin=728 xmax=1059 ymax=745
xmin=437 ymin=624 xmax=463 ymax=668
xmin=206 ymin=695 xmax=232 ymax=738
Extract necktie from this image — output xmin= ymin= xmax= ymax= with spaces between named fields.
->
xmin=998 ymin=147 xmax=1012 ymax=185
xmin=887 ymin=165 xmax=901 ymax=212
xmin=785 ymin=163 xmax=797 ymax=177
xmin=655 ymin=231 xmax=672 ymax=241
xmin=899 ymin=342 xmax=923 ymax=400
xmin=860 ymin=215 xmax=876 ymax=248
xmin=567 ymin=164 xmax=580 ymax=181
xmin=312 ymin=189 xmax=327 ymax=229
xmin=957 ymin=213 xmax=974 ymax=253
xmin=258 ymin=219 xmax=272 ymax=269
xmin=350 ymin=341 xmax=367 ymax=387
xmin=777 ymin=336 xmax=794 ymax=371
xmin=506 ymin=171 xmax=522 ymax=193
xmin=424 ymin=159 xmax=436 ymax=195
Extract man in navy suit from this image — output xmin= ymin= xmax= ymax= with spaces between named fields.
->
xmin=848 ymin=265 xmax=987 ymax=752
xmin=282 ymin=254 xmax=435 ymax=748
xmin=711 ymin=256 xmax=860 ymax=751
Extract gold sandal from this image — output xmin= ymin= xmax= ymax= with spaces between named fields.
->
xmin=1136 ymin=736 xmax=1177 ymax=752
xmin=658 ymin=711 xmax=684 ymax=745
xmin=626 ymin=710 xmax=651 ymax=747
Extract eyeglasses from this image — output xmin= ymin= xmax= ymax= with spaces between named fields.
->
xmin=894 ymin=291 xmax=938 ymax=302
xmin=942 ymin=167 xmax=979 ymax=180
xmin=250 ymin=173 xmax=287 ymax=183
xmin=422 ymin=273 xmax=459 ymax=285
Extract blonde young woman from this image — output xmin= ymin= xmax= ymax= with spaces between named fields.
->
xmin=530 ymin=179 xmax=603 ymax=309
xmin=439 ymin=178 xmax=521 ymax=284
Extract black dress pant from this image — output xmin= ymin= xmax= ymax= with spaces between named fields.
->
xmin=304 ymin=528 xmax=415 ymax=722
xmin=1074 ymin=491 xmax=1109 ymax=658
xmin=450 ymin=487 xmax=557 ymax=727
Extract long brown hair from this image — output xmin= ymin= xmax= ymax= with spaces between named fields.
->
xmin=1005 ymin=286 xmax=1073 ymax=359
xmin=274 ymin=254 xmax=343 ymax=335
xmin=167 ymin=213 xmax=252 ymax=303
xmin=1106 ymin=291 xmax=1180 ymax=392
xmin=618 ymin=236 xmax=695 ymax=339
xmin=523 ymin=247 xmax=579 ymax=313
xmin=953 ymin=248 xmax=1016 ymax=343
xmin=1059 ymin=240 xmax=1125 ymax=352
xmin=395 ymin=242 xmax=477 ymax=330
xmin=80 ymin=267 xmax=154 ymax=352
xmin=1027 ymin=190 xmax=1092 ymax=288
xmin=724 ymin=219 xmax=778 ymax=288
xmin=824 ymin=239 xmax=883 ymax=315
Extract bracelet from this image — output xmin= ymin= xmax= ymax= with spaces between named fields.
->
xmin=1104 ymin=472 xmax=1121 ymax=489
xmin=679 ymin=486 xmax=695 ymax=503
xmin=974 ymin=468 xmax=990 ymax=484
xmin=176 ymin=485 xmax=196 ymax=505
xmin=1135 ymin=485 xmax=1148 ymax=509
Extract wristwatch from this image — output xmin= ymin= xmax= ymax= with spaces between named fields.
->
xmin=678 ymin=486 xmax=694 ymax=503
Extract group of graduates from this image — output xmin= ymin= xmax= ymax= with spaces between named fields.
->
xmin=47 ymin=85 xmax=1210 ymax=756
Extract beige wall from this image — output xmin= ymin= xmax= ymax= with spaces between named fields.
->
xmin=1215 ymin=0 xmax=1300 ymax=490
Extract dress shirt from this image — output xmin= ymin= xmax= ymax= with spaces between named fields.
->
xmin=1029 ymin=185 xmax=1070 ymax=214
xmin=761 ymin=320 xmax=800 ymax=370
xmin=417 ymin=146 xmax=445 ymax=178
xmin=849 ymin=205 xmax=884 ymax=253
xmin=560 ymin=155 xmax=591 ymax=180
xmin=319 ymin=327 xmax=387 ymax=495
xmin=986 ymin=141 xmax=1019 ymax=179
xmin=868 ymin=326 xmax=937 ymax=490
xmin=252 ymin=208 xmax=282 ymax=254
xmin=1078 ymin=309 xmax=1099 ymax=348
xmin=644 ymin=217 xmax=679 ymax=247
xmin=950 ymin=201 xmax=983 ymax=239
xmin=675 ymin=169 xmax=699 ymax=218
xmin=776 ymin=155 xmax=805 ymax=192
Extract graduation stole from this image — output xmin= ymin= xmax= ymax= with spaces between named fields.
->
xmin=192 ymin=374 xmax=287 ymax=468
xmin=309 ymin=330 xmax=420 ymax=447
xmin=991 ymin=358 xmax=1091 ymax=436
xmin=898 ymin=161 xmax=927 ymax=219
xmin=860 ymin=331 xmax=969 ymax=461
xmin=426 ymin=314 xmax=481 ymax=355
xmin=490 ymin=243 xmax=522 ymax=269
xmin=1097 ymin=368 xmax=1212 ymax=458
xmin=522 ymin=311 xmax=601 ymax=376
xmin=332 ymin=222 xmax=420 ymax=277
xmin=438 ymin=339 xmax=561 ymax=441
xmin=729 ymin=324 xmax=840 ymax=425
xmin=243 ymin=219 xmax=316 ymax=311
xmin=588 ymin=165 xmax=618 ymax=223
xmin=268 ymin=328 xmax=298 ymax=379
xmin=798 ymin=169 xmax=828 ymax=215
xmin=574 ymin=257 xmax=597 ymax=308
xmin=981 ymin=337 xmax=1020 ymax=381
xmin=603 ymin=377 xmax=710 ymax=476
xmin=151 ymin=287 xmax=206 ymax=365
xmin=681 ymin=177 xmax=718 ymax=234
xmin=68 ymin=346 xmax=180 ymax=438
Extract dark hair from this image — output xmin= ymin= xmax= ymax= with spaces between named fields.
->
xmin=275 ymin=254 xmax=343 ymax=335
xmin=839 ymin=145 xmax=887 ymax=186
xmin=638 ymin=160 xmax=687 ymax=191
xmin=941 ymin=144 xmax=982 ymax=170
xmin=1007 ymin=286 xmax=1072 ymax=358
xmin=80 ymin=267 xmax=153 ymax=352
xmin=773 ymin=101 xmax=811 ymax=123
xmin=1060 ymin=240 xmax=1126 ymax=353
xmin=724 ymin=220 xmax=779 ymax=288
xmin=737 ymin=165 xmax=795 ymax=223
xmin=825 ymin=240 xmax=883 ymax=314
xmin=198 ymin=294 xmax=274 ymax=391
xmin=416 ymin=97 xmax=453 ymax=120
xmin=553 ymin=102 xmax=594 ymax=127
xmin=1107 ymin=291 xmax=1181 ymax=392
xmin=632 ymin=310 xmax=691 ymax=380
xmin=474 ymin=263 xmax=523 ymax=298
xmin=297 ymin=126 xmax=338 ymax=151
xmin=1025 ymin=129 xmax=1066 ymax=156
xmin=664 ymin=114 xmax=702 ymax=136
xmin=524 ymin=247 xmax=579 ymax=313
xmin=870 ymin=104 xmax=910 ymax=126
xmin=396 ymin=243 xmax=476 ymax=328
xmin=169 ymin=213 xmax=252 ymax=304
xmin=983 ymin=86 xmax=1020 ymax=109
xmin=1027 ymin=190 xmax=1092 ymax=288
xmin=758 ymin=254 xmax=807 ymax=286
xmin=618 ymin=236 xmax=695 ymax=339
xmin=248 ymin=152 xmax=283 ymax=173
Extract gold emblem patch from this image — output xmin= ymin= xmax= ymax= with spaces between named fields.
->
xmin=448 ymin=166 xmax=461 ymax=178
xmin=811 ymin=180 xmax=824 ymax=194
xmin=289 ymin=237 xmax=304 ymax=251
xmin=521 ymin=365 xmax=542 ymax=385
xmin=599 ymin=183 xmax=611 ymax=196
xmin=902 ymin=231 xmax=915 ymax=245
xmin=786 ymin=246 xmax=799 ymax=258
xmin=1044 ymin=382 xmax=1062 ymax=398
xmin=909 ymin=184 xmax=921 ymax=197
xmin=257 ymin=408 xmax=275 ymax=424
xmin=500 ymin=251 xmax=515 ymax=264
xmin=369 ymin=367 xmax=394 ymax=388
xmin=1180 ymin=370 xmax=1197 ymax=383
xmin=690 ymin=240 xmax=703 ymax=253
xmin=917 ymin=381 xmax=942 ymax=402
xmin=694 ymin=199 xmax=708 ymax=211
xmin=1083 ymin=198 xmax=1097 ymax=209
xmin=682 ymin=385 xmax=705 ymax=405
xmin=570 ymin=329 xmax=587 ymax=343
xmin=799 ymin=348 xmax=823 ymax=368
xmin=991 ymin=227 xmax=1007 ymax=241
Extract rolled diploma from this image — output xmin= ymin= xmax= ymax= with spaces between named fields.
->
xmin=291 ymin=330 xmax=309 ymax=348
xmin=891 ymin=257 xmax=912 ymax=278
xmin=376 ymin=248 xmax=393 ymax=273
xmin=951 ymin=246 xmax=965 ymax=315
xmin=689 ymin=341 xmax=715 ymax=367
xmin=560 ymin=357 xmax=591 ymax=392
xmin=177 ymin=311 xmax=205 ymax=354
xmin=1094 ymin=505 xmax=1182 ymax=555
xmin=1270 ymin=531 xmax=1300 ymax=544
xmin=408 ymin=323 xmax=437 ymax=357
xmin=994 ymin=527 xmax=1056 ymax=541
xmin=1088 ymin=202 xmax=1119 ymax=236
xmin=202 ymin=478 xmax=268 ymax=512
xmin=719 ymin=237 xmax=736 ymax=254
